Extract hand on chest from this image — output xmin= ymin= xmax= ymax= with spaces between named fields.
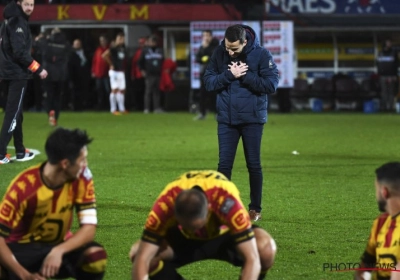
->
xmin=221 ymin=55 xmax=258 ymax=73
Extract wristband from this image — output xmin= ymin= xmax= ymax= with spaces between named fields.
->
xmin=28 ymin=60 xmax=40 ymax=73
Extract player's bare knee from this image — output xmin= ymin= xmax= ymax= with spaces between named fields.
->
xmin=262 ymin=236 xmax=277 ymax=269
xmin=81 ymin=246 xmax=107 ymax=274
xmin=254 ymin=228 xmax=277 ymax=270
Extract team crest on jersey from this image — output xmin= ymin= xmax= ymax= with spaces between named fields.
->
xmin=145 ymin=211 xmax=161 ymax=231
xmin=0 ymin=201 xmax=14 ymax=222
xmin=231 ymin=209 xmax=248 ymax=230
xmin=16 ymin=27 xmax=23 ymax=33
xmin=84 ymin=184 xmax=95 ymax=200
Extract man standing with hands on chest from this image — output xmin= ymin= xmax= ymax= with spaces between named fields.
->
xmin=204 ymin=24 xmax=279 ymax=222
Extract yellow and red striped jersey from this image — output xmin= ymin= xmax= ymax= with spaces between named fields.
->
xmin=362 ymin=212 xmax=400 ymax=279
xmin=0 ymin=163 xmax=97 ymax=244
xmin=142 ymin=170 xmax=252 ymax=244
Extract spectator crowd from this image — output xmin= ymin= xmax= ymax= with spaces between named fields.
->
xmin=0 ymin=28 xmax=178 ymax=125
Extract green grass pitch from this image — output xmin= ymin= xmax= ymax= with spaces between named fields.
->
xmin=0 ymin=111 xmax=398 ymax=279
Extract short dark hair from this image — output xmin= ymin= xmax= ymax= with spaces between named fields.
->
xmin=202 ymin=30 xmax=212 ymax=36
xmin=116 ymin=32 xmax=125 ymax=39
xmin=174 ymin=188 xmax=208 ymax=220
xmin=225 ymin=24 xmax=246 ymax=44
xmin=45 ymin=128 xmax=93 ymax=164
xmin=375 ymin=162 xmax=400 ymax=190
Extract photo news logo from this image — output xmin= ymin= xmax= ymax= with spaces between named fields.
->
xmin=323 ymin=262 xmax=398 ymax=273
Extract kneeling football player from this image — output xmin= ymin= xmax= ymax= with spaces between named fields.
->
xmin=130 ymin=170 xmax=276 ymax=280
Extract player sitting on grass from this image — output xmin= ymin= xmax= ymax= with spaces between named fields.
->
xmin=130 ymin=170 xmax=276 ymax=280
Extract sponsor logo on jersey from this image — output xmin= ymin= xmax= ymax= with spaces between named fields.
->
xmin=220 ymin=197 xmax=235 ymax=214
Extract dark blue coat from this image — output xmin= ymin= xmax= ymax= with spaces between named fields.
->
xmin=204 ymin=25 xmax=279 ymax=125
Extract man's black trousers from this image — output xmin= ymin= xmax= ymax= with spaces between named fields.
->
xmin=0 ymin=79 xmax=28 ymax=157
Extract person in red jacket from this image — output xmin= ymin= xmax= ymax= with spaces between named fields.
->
xmin=159 ymin=58 xmax=177 ymax=93
xmin=91 ymin=35 xmax=110 ymax=111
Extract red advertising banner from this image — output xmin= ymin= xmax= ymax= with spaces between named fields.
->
xmin=0 ymin=4 xmax=241 ymax=22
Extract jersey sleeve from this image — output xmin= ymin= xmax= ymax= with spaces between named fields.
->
xmin=361 ymin=214 xmax=388 ymax=267
xmin=214 ymin=184 xmax=253 ymax=244
xmin=74 ymin=167 xmax=97 ymax=225
xmin=0 ymin=177 xmax=27 ymax=238
xmin=142 ymin=185 xmax=179 ymax=245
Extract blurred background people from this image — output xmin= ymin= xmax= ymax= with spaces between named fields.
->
xmin=0 ymin=82 xmax=5 ymax=113
xmin=25 ymin=32 xmax=46 ymax=113
xmin=35 ymin=28 xmax=71 ymax=126
xmin=159 ymin=56 xmax=177 ymax=95
xmin=68 ymin=39 xmax=91 ymax=111
xmin=130 ymin=37 xmax=148 ymax=111
xmin=102 ymin=32 xmax=128 ymax=115
xmin=91 ymin=34 xmax=110 ymax=111
xmin=139 ymin=35 xmax=164 ymax=114
xmin=194 ymin=29 xmax=219 ymax=120
xmin=376 ymin=39 xmax=399 ymax=112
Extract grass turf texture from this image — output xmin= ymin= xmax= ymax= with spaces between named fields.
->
xmin=0 ymin=111 xmax=398 ymax=280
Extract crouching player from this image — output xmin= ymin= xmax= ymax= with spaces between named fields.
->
xmin=130 ymin=170 xmax=277 ymax=280
xmin=0 ymin=128 xmax=107 ymax=280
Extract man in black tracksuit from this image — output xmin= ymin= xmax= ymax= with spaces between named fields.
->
xmin=0 ymin=0 xmax=48 ymax=164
